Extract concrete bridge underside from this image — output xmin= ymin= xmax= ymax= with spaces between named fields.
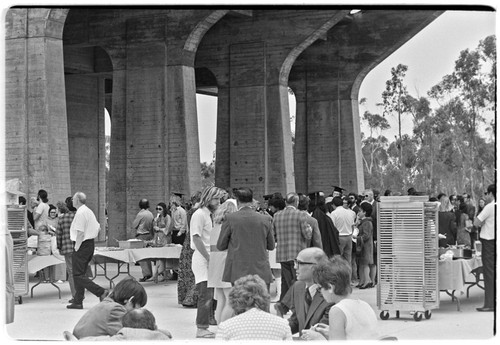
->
xmin=4 ymin=7 xmax=442 ymax=242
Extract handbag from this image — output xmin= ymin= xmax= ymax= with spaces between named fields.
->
xmin=356 ymin=237 xmax=363 ymax=255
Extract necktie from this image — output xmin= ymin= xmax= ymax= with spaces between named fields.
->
xmin=305 ymin=289 xmax=312 ymax=309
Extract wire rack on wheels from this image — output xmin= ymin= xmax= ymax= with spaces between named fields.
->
xmin=7 ymin=206 xmax=28 ymax=304
xmin=377 ymin=196 xmax=439 ymax=322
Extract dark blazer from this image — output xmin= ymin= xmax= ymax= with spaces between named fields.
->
xmin=287 ymin=281 xmax=332 ymax=335
xmin=217 ymin=206 xmax=275 ymax=284
xmin=438 ymin=211 xmax=457 ymax=247
xmin=305 ymin=213 xmax=323 ymax=249
xmin=73 ymin=297 xmax=127 ymax=339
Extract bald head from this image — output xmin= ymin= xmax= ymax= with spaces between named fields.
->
xmin=299 ymin=247 xmax=327 ymax=264
xmin=295 ymin=247 xmax=327 ymax=284
xmin=72 ymin=192 xmax=86 ymax=209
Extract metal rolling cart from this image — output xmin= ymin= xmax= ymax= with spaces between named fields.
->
xmin=377 ymin=196 xmax=439 ymax=321
xmin=7 ymin=206 xmax=29 ymax=304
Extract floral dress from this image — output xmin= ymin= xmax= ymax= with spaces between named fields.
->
xmin=177 ymin=207 xmax=199 ymax=307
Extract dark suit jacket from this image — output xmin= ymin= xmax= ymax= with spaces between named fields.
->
xmin=217 ymin=207 xmax=275 ymax=284
xmin=305 ymin=213 xmax=323 ymax=249
xmin=287 ymin=281 xmax=332 ymax=335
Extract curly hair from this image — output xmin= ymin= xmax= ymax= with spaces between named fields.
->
xmin=213 ymin=200 xmax=237 ymax=224
xmin=229 ymin=275 xmax=270 ymax=315
xmin=312 ymin=255 xmax=352 ymax=297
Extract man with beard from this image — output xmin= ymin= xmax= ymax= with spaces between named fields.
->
xmin=190 ymin=186 xmax=226 ymax=338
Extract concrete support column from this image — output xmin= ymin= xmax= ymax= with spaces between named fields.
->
xmin=266 ymin=84 xmax=295 ymax=194
xmin=107 ymin=69 xmax=128 ymax=243
xmin=290 ymin=81 xmax=308 ymax=194
xmin=225 ymin=42 xmax=294 ymax=199
xmin=123 ymin=41 xmax=168 ymax=239
xmin=4 ymin=8 xmax=71 ymax=203
xmin=214 ymin=86 xmax=231 ymax=189
xmin=293 ymin=76 xmax=364 ymax=194
xmin=65 ymin=74 xmax=107 ymax=239
xmin=166 ymin=65 xmax=202 ymax=197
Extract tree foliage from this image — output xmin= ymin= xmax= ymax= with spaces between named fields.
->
xmin=362 ymin=35 xmax=496 ymax=199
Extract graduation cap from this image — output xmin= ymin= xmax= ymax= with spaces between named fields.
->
xmin=332 ymin=185 xmax=346 ymax=194
xmin=307 ymin=191 xmax=325 ymax=200
xmin=263 ymin=194 xmax=273 ymax=201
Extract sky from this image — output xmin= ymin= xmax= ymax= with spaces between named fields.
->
xmin=195 ymin=9 xmax=496 ymax=163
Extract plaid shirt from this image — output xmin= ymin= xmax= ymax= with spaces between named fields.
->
xmin=273 ymin=206 xmax=312 ymax=262
xmin=56 ymin=211 xmax=75 ymax=255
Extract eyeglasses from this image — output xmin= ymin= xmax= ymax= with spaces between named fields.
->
xmin=294 ymin=259 xmax=316 ymax=267
xmin=156 ymin=208 xmax=163 ymax=211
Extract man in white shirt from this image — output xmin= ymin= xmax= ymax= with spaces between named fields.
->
xmin=329 ymin=197 xmax=356 ymax=266
xmin=190 ymin=186 xmax=226 ymax=338
xmin=67 ymin=192 xmax=108 ymax=309
xmin=170 ymin=195 xmax=188 ymax=245
xmin=33 ymin=189 xmax=50 ymax=231
xmin=132 ymin=199 xmax=154 ymax=282
xmin=474 ymin=184 xmax=495 ymax=312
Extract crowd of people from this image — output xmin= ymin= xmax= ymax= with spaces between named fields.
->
xmin=17 ymin=182 xmax=495 ymax=340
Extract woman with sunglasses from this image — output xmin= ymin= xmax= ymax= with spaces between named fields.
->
xmin=152 ymin=202 xmax=172 ymax=282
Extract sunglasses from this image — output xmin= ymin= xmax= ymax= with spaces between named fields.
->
xmin=156 ymin=207 xmax=163 ymax=211
xmin=294 ymin=259 xmax=316 ymax=267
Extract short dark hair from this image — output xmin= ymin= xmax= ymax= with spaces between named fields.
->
xmin=38 ymin=189 xmax=48 ymax=202
xmin=65 ymin=196 xmax=76 ymax=212
xmin=234 ymin=187 xmax=253 ymax=203
xmin=297 ymin=194 xmax=309 ymax=211
xmin=313 ymin=256 xmax=352 ymax=297
xmin=121 ymin=308 xmax=156 ymax=331
xmin=110 ymin=277 xmax=147 ymax=307
xmin=18 ymin=196 xmax=27 ymax=205
xmin=437 ymin=193 xmax=446 ymax=200
xmin=459 ymin=202 xmax=468 ymax=214
xmin=332 ymin=196 xmax=343 ymax=207
xmin=139 ymin=199 xmax=149 ymax=210
xmin=384 ymin=189 xmax=392 ymax=196
xmin=359 ymin=202 xmax=373 ymax=217
xmin=269 ymin=195 xmax=286 ymax=210
xmin=487 ymin=184 xmax=496 ymax=198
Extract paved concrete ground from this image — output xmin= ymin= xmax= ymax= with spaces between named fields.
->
xmin=3 ymin=263 xmax=496 ymax=342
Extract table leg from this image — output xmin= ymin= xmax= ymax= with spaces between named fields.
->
xmin=443 ymin=290 xmax=461 ymax=311
xmin=30 ymin=267 xmax=61 ymax=299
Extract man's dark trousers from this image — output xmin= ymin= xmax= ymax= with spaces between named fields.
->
xmin=72 ymin=239 xmax=105 ymax=304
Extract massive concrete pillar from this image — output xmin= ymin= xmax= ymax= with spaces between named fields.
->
xmin=65 ymin=74 xmax=107 ymax=237
xmin=62 ymin=9 xmax=226 ymax=240
xmin=4 ymin=8 xmax=71 ymax=204
xmin=197 ymin=10 xmax=349 ymax=200
xmin=291 ymin=9 xmax=443 ymax=195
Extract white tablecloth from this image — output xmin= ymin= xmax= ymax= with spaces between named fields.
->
xmin=94 ymin=245 xmax=182 ymax=263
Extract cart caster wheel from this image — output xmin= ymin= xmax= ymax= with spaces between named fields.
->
xmin=380 ymin=311 xmax=390 ymax=320
xmin=396 ymin=310 xmax=400 ymax=318
xmin=424 ymin=310 xmax=431 ymax=319
xmin=413 ymin=312 xmax=423 ymax=322
xmin=18 ymin=296 xmax=22 ymax=304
